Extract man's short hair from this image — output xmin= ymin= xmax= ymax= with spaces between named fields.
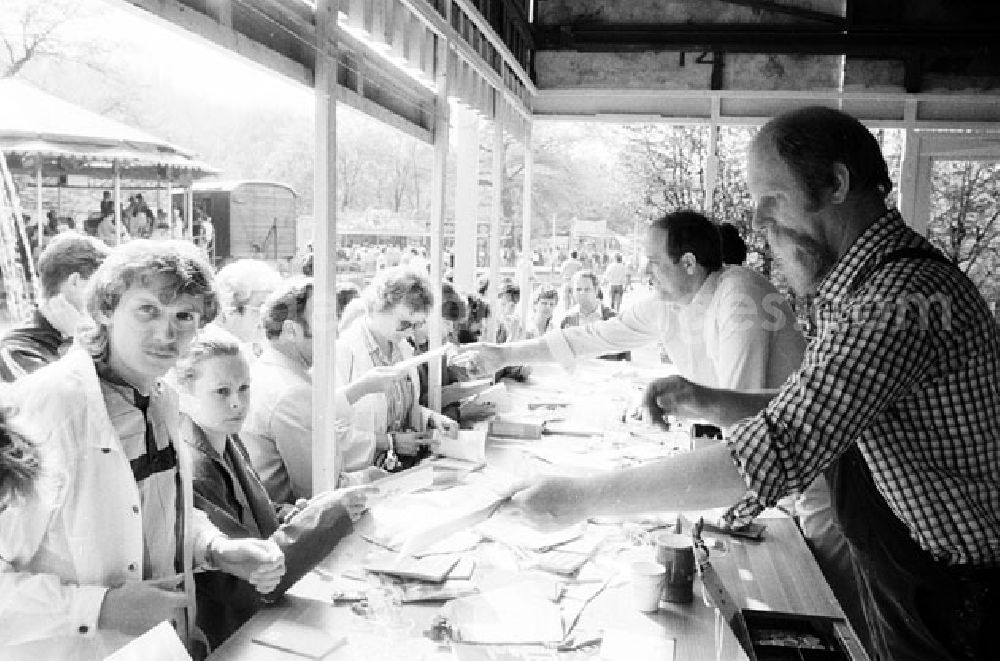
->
xmin=336 ymin=282 xmax=360 ymax=318
xmin=718 ymin=222 xmax=748 ymax=266
xmin=498 ymin=282 xmax=520 ymax=304
xmin=37 ymin=232 xmax=110 ymax=297
xmin=615 ymin=253 xmax=623 ymax=263
xmin=756 ymin=106 xmax=893 ymax=209
xmin=651 ymin=210 xmax=723 ymax=273
xmin=570 ymin=251 xmax=578 ymax=259
xmin=365 ymin=266 xmax=435 ymax=315
xmin=262 ymin=277 xmax=313 ymax=340
xmin=572 ymin=270 xmax=599 ymax=290
xmin=174 ymin=326 xmax=244 ymax=388
xmin=80 ymin=239 xmax=217 ymax=360
xmin=533 ymin=284 xmax=559 ymax=305
xmin=215 ymin=259 xmax=283 ymax=315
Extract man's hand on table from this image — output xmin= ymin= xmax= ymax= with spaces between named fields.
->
xmin=211 ymin=537 xmax=286 ymax=593
xmin=644 ymin=375 xmax=715 ymax=428
xmin=510 ymin=475 xmax=592 ymax=525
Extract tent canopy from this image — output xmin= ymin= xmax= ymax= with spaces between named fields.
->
xmin=0 ymin=78 xmax=218 ymax=182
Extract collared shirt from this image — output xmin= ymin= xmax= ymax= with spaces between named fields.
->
xmin=242 ymin=347 xmax=314 ymax=505
xmin=359 ymin=320 xmax=414 ymax=432
xmin=97 ymin=372 xmax=180 ymax=579
xmin=728 ymin=209 xmax=1000 ymax=566
xmin=604 ymin=262 xmax=629 ymax=286
xmin=545 ymin=265 xmax=806 ymax=390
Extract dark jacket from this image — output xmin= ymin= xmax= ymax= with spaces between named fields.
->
xmin=560 ymin=304 xmax=631 ymax=361
xmin=0 ymin=310 xmax=65 ymax=382
xmin=181 ymin=416 xmax=354 ymax=649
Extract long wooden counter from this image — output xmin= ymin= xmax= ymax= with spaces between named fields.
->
xmin=210 ymin=360 xmax=869 ymax=661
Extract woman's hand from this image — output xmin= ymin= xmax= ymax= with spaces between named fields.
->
xmin=335 ymin=484 xmax=380 ymax=522
xmin=427 ymin=412 xmax=459 ymax=438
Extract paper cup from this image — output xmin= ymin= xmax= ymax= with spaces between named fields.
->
xmin=654 ymin=532 xmax=695 ymax=604
xmin=630 ymin=561 xmax=666 ymax=612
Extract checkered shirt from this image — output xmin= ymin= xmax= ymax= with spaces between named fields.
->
xmin=727 ymin=209 xmax=1000 ymax=566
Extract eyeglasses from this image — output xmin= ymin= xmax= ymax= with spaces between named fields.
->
xmin=396 ymin=319 xmax=426 ymax=332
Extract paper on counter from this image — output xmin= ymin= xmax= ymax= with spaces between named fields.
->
xmin=368 ymin=464 xmax=434 ymax=504
xmin=444 ymin=585 xmax=565 ymax=644
xmin=477 ymin=504 xmax=586 ymax=551
xmin=105 ymin=621 xmax=192 ymax=661
xmin=600 ymin=628 xmax=675 ymax=661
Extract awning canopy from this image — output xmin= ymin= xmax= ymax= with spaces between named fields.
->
xmin=0 ymin=78 xmax=218 ymax=182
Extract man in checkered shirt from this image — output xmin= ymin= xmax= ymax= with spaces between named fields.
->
xmin=510 ymin=106 xmax=1000 ymax=660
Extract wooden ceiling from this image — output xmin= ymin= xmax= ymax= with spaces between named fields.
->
xmin=120 ymin=0 xmax=1000 ymax=135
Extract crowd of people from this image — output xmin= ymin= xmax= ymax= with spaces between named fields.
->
xmin=0 ymin=106 xmax=997 ymax=661
xmin=23 ymin=192 xmax=216 ymax=267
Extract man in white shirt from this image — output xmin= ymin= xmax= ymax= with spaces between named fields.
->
xmin=467 ymin=210 xmax=805 ymax=392
xmin=560 ymin=270 xmax=630 ymax=361
xmin=602 ymin=253 xmax=629 ymax=312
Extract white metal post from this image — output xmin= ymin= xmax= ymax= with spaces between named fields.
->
xmin=486 ymin=113 xmax=504 ymax=343
xmin=427 ymin=17 xmax=451 ymax=412
xmin=518 ymin=122 xmax=533 ymax=330
xmin=311 ymin=0 xmax=340 ymax=495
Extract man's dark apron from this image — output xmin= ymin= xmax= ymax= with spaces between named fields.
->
xmin=825 ymin=247 xmax=999 ymax=660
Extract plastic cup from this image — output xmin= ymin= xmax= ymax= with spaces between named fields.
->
xmin=630 ymin=561 xmax=666 ymax=612
xmin=654 ymin=532 xmax=695 ymax=604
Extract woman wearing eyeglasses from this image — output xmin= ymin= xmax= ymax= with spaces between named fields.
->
xmin=336 ymin=266 xmax=459 ymax=472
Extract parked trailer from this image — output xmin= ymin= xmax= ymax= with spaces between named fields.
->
xmin=179 ymin=181 xmax=297 ymax=263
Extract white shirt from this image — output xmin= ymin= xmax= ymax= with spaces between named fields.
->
xmin=241 ymin=347 xmax=354 ymax=504
xmin=544 ymin=265 xmax=806 ymax=390
xmin=604 ymin=262 xmax=629 ymax=286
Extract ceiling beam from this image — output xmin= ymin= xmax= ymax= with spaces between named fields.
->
xmin=714 ymin=0 xmax=845 ymax=25
xmin=535 ymin=23 xmax=1000 ymax=59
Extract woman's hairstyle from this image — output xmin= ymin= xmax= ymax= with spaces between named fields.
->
xmin=80 ymin=239 xmax=218 ymax=360
xmin=214 ymin=259 xmax=283 ymax=315
xmin=364 ymin=266 xmax=435 ymax=315
xmin=533 ymin=284 xmax=559 ymax=306
xmin=0 ymin=404 xmax=42 ymax=509
xmin=441 ymin=282 xmax=468 ymax=323
xmin=173 ymin=328 xmax=244 ymax=389
xmin=261 ymin=277 xmax=313 ymax=340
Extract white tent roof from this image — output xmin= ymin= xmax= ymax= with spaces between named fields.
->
xmin=0 ymin=78 xmax=217 ymax=177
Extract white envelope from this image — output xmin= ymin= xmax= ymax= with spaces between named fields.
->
xmin=437 ymin=429 xmax=487 ymax=465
